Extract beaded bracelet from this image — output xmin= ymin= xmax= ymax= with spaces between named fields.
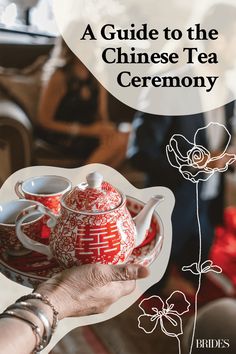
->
xmin=16 ymin=293 xmax=59 ymax=332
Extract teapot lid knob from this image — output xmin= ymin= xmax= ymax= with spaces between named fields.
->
xmin=86 ymin=172 xmax=103 ymax=189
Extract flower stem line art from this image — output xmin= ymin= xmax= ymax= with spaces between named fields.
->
xmin=181 ymin=183 xmax=222 ymax=354
xmin=188 ymin=181 xmax=202 ymax=354
xmin=164 ymin=122 xmax=235 ymax=354
xmin=138 ymin=123 xmax=235 ymax=353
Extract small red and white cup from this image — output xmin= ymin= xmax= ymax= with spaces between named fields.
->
xmin=15 ymin=175 xmax=72 ymax=237
xmin=0 ymin=199 xmax=44 ymax=256
xmin=15 ymin=175 xmax=72 ymax=214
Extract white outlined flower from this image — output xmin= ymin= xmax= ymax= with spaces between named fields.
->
xmin=138 ymin=291 xmax=190 ymax=337
xmin=166 ymin=122 xmax=236 ymax=183
xmin=164 ymin=122 xmax=233 ymax=354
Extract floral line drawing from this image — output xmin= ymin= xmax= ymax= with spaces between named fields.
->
xmin=166 ymin=122 xmax=236 ymax=184
xmin=182 ymin=259 xmax=222 ymax=276
xmin=138 ymin=291 xmax=190 ymax=354
xmin=166 ymin=122 xmax=236 ymax=183
xmin=165 ymin=122 xmax=236 ymax=354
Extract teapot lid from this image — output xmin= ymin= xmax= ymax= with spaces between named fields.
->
xmin=64 ymin=172 xmax=122 ymax=213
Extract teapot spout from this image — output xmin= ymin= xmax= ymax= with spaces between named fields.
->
xmin=133 ymin=195 xmax=164 ymax=247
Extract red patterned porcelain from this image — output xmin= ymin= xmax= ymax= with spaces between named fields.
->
xmin=1 ymin=197 xmax=163 ymax=288
xmin=15 ymin=175 xmax=72 ymax=238
xmin=16 ymin=172 xmax=164 ymax=267
xmin=0 ymin=247 xmax=62 ymax=288
xmin=24 ymin=194 xmax=62 ymax=214
xmin=0 ymin=200 xmax=45 ymax=256
xmin=15 ymin=175 xmax=72 ymax=214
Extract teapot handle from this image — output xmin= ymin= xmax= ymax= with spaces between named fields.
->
xmin=15 ymin=203 xmax=58 ymax=259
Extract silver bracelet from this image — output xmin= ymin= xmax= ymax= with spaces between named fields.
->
xmin=0 ymin=311 xmax=42 ymax=353
xmin=6 ymin=301 xmax=52 ymax=349
xmin=17 ymin=293 xmax=59 ymax=332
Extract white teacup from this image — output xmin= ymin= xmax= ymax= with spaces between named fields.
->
xmin=0 ymin=199 xmax=44 ymax=256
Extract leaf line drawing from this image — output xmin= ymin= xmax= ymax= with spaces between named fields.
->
xmin=182 ymin=259 xmax=222 ymax=276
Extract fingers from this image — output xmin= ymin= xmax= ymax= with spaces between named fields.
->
xmin=37 ymin=264 xmax=149 ymax=318
xmin=83 ymin=264 xmax=149 ymax=287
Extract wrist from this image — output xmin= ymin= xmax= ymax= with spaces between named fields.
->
xmin=36 ymin=283 xmax=66 ymax=320
xmin=2 ymin=298 xmax=55 ymax=352
xmin=70 ymin=123 xmax=81 ymax=136
xmin=78 ymin=124 xmax=89 ymax=136
xmin=36 ymin=279 xmax=85 ymax=319
xmin=26 ymin=299 xmax=53 ymax=325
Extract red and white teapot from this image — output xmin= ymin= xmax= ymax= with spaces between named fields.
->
xmin=16 ymin=172 xmax=163 ymax=267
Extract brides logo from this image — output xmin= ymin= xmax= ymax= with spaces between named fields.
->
xmin=196 ymin=339 xmax=230 ymax=349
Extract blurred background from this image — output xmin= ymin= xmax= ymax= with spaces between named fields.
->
xmin=0 ymin=0 xmax=138 ymax=186
xmin=0 ymin=0 xmax=57 ymax=35
xmin=0 ymin=1 xmax=236 ymax=353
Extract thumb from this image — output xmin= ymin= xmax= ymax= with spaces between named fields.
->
xmin=106 ymin=264 xmax=149 ymax=282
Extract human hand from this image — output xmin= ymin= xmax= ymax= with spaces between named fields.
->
xmin=36 ymin=263 xmax=149 ymax=320
xmin=100 ymin=130 xmax=130 ymax=152
xmin=84 ymin=121 xmax=116 ymax=138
